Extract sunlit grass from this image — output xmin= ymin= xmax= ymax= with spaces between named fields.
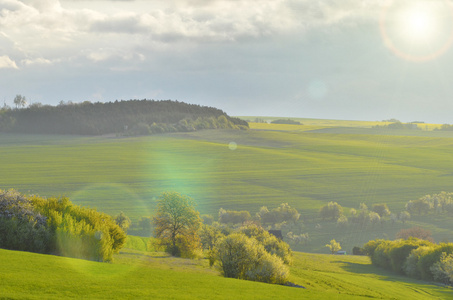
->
xmin=2 ymin=126 xmax=453 ymax=252
xmin=0 ymin=248 xmax=451 ymax=299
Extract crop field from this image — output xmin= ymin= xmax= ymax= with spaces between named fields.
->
xmin=2 ymin=121 xmax=453 ymax=252
xmin=1 ymin=246 xmax=451 ymax=299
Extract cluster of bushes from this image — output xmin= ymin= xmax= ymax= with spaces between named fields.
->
xmin=363 ymin=238 xmax=453 ymax=284
xmin=320 ymin=201 xmax=411 ymax=227
xmin=215 ymin=204 xmax=306 ymax=247
xmin=203 ymin=223 xmax=292 ymax=284
xmin=406 ymin=192 xmax=453 ymax=215
xmin=0 ymin=99 xmax=248 ymax=135
xmin=218 ymin=203 xmax=301 ymax=227
xmin=218 ymin=208 xmax=252 ymax=224
xmin=145 ymin=192 xmax=293 ymax=285
xmin=256 ymin=203 xmax=300 ymax=225
xmin=0 ymin=189 xmax=126 ymax=262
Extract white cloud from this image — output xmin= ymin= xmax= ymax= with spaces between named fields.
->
xmin=0 ymin=55 xmax=18 ymax=69
xmin=21 ymin=57 xmax=53 ymax=66
xmin=0 ymin=0 xmax=387 ymax=67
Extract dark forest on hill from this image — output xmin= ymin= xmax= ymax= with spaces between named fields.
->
xmin=0 ymin=99 xmax=248 ymax=135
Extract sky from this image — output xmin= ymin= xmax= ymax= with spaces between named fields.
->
xmin=2 ymin=0 xmax=453 ymax=123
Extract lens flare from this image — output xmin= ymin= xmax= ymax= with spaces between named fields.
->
xmin=380 ymin=0 xmax=453 ymax=62
xmin=228 ymin=142 xmax=238 ymax=151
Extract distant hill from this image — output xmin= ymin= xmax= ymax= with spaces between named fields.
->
xmin=0 ymin=100 xmax=248 ymax=135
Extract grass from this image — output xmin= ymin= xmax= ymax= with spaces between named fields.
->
xmin=2 ymin=120 xmax=453 ymax=252
xmin=1 ymin=247 xmax=452 ymax=299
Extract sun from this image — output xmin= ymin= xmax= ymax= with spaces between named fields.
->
xmin=380 ymin=0 xmax=453 ymax=62
xmin=402 ymin=8 xmax=435 ymax=41
xmin=399 ymin=5 xmax=438 ymax=43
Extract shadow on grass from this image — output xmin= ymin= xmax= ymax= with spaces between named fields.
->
xmin=337 ymin=260 xmax=403 ymax=278
xmin=339 ymin=260 xmax=453 ymax=293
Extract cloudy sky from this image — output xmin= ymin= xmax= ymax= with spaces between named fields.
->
xmin=2 ymin=0 xmax=453 ymax=123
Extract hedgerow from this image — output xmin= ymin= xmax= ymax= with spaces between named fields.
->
xmin=364 ymin=237 xmax=453 ymax=285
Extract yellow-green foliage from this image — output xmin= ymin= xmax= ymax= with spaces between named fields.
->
xmin=363 ymin=238 xmax=453 ymax=283
xmin=152 ymin=192 xmax=202 ymax=258
xmin=0 ymin=189 xmax=126 ymax=262
xmin=214 ymin=233 xmax=289 ymax=284
xmin=239 ymin=223 xmax=292 ymax=265
xmin=325 ymin=239 xmax=341 ymax=254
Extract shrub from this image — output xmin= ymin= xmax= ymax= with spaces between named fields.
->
xmin=218 ymin=208 xmax=251 ymax=224
xmin=0 ymin=189 xmax=126 ymax=262
xmin=403 ymin=246 xmax=432 ymax=279
xmin=352 ymin=246 xmax=365 ymax=255
xmin=417 ymin=243 xmax=453 ymax=281
xmin=388 ymin=238 xmax=432 ymax=274
xmin=319 ymin=201 xmax=343 ymax=221
xmin=239 ymin=223 xmax=292 ymax=265
xmin=430 ymin=252 xmax=453 ymax=284
xmin=214 ymin=233 xmax=289 ymax=284
xmin=363 ymin=239 xmax=386 ymax=258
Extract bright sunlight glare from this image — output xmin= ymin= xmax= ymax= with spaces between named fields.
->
xmin=401 ymin=7 xmax=437 ymax=41
xmin=380 ymin=0 xmax=453 ymax=62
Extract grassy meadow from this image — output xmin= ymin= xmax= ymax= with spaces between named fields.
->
xmin=2 ymin=120 xmax=453 ymax=252
xmin=1 ymin=246 xmax=452 ymax=299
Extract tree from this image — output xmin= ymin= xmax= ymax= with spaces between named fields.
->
xmin=326 ymin=239 xmax=341 ymax=254
xmin=153 ymin=192 xmax=202 ymax=257
xmin=115 ymin=211 xmax=131 ymax=232
xmin=138 ymin=216 xmax=152 ymax=232
xmin=372 ymin=203 xmax=391 ymax=218
xmin=13 ymin=94 xmax=27 ymax=109
xmin=319 ymin=201 xmax=343 ymax=221
xmin=406 ymin=199 xmax=432 ymax=215
xmin=396 ymin=227 xmax=434 ymax=242
xmin=399 ymin=211 xmax=411 ymax=224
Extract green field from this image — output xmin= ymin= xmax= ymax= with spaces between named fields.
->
xmin=2 ymin=121 xmax=453 ymax=253
xmin=1 ymin=246 xmax=451 ymax=299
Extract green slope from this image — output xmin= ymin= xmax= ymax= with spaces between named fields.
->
xmin=0 ymin=248 xmax=451 ymax=299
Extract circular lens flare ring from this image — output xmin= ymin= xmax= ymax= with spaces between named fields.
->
xmin=380 ymin=0 xmax=453 ymax=62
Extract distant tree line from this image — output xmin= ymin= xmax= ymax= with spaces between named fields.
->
xmin=435 ymin=124 xmax=453 ymax=131
xmin=0 ymin=99 xmax=248 ymax=135
xmin=270 ymin=119 xmax=302 ymax=125
xmin=373 ymin=121 xmax=420 ymax=130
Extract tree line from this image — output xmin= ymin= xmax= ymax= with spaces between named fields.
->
xmin=0 ymin=99 xmax=248 ymax=135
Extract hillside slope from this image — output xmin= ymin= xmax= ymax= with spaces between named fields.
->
xmin=0 ymin=248 xmax=451 ymax=299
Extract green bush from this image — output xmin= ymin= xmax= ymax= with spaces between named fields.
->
xmin=239 ymin=223 xmax=292 ymax=265
xmin=365 ymin=237 xmax=453 ymax=284
xmin=417 ymin=243 xmax=453 ymax=281
xmin=430 ymin=252 xmax=453 ymax=284
xmin=403 ymin=246 xmax=432 ymax=279
xmin=388 ymin=239 xmax=432 ymax=274
xmin=0 ymin=189 xmax=126 ymax=262
xmin=214 ymin=233 xmax=289 ymax=284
